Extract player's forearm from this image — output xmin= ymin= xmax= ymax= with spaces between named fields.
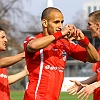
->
xmin=92 ymin=81 xmax=100 ymax=89
xmin=0 ymin=52 xmax=24 ymax=68
xmin=8 ymin=70 xmax=28 ymax=85
xmin=81 ymin=73 xmax=97 ymax=85
xmin=86 ymin=43 xmax=100 ymax=63
xmin=27 ymin=35 xmax=55 ymax=52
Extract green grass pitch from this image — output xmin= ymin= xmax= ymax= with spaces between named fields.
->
xmin=10 ymin=91 xmax=93 ymax=100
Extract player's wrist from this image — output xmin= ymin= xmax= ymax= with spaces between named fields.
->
xmin=52 ymin=31 xmax=62 ymax=40
xmin=92 ymin=82 xmax=100 ymax=89
xmin=79 ymin=36 xmax=90 ymax=47
xmin=22 ymin=70 xmax=29 ymax=76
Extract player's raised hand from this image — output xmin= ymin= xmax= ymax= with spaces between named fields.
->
xmin=67 ymin=80 xmax=83 ymax=95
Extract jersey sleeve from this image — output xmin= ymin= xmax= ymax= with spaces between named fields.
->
xmin=92 ymin=46 xmax=100 ymax=72
xmin=69 ymin=41 xmax=87 ymax=62
xmin=24 ymin=36 xmax=35 ymax=52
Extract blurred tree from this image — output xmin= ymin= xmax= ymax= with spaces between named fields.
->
xmin=0 ymin=0 xmax=41 ymax=55
xmin=0 ymin=0 xmax=42 ymax=90
xmin=72 ymin=10 xmax=87 ymax=30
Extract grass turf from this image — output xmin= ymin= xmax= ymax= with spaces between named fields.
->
xmin=10 ymin=91 xmax=93 ymax=100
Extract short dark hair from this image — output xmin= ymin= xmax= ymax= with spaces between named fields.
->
xmin=41 ymin=7 xmax=62 ymax=20
xmin=89 ymin=10 xmax=100 ymax=22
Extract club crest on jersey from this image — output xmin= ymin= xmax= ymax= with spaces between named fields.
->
xmin=62 ymin=50 xmax=66 ymax=61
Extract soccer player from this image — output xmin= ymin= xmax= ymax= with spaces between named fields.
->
xmin=67 ymin=10 xmax=100 ymax=100
xmin=23 ymin=7 xmax=99 ymax=100
xmin=0 ymin=27 xmax=29 ymax=100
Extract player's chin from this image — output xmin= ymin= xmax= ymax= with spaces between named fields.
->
xmin=91 ymin=34 xmax=97 ymax=38
xmin=92 ymin=35 xmax=98 ymax=39
xmin=3 ymin=47 xmax=6 ymax=51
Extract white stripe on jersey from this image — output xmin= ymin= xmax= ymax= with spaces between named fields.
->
xmin=35 ymin=49 xmax=44 ymax=99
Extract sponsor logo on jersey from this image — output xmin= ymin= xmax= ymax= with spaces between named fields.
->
xmin=52 ymin=48 xmax=58 ymax=51
xmin=45 ymin=65 xmax=64 ymax=72
xmin=0 ymin=73 xmax=7 ymax=78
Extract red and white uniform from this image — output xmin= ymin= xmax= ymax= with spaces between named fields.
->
xmin=93 ymin=46 xmax=100 ymax=100
xmin=23 ymin=33 xmax=87 ymax=100
xmin=0 ymin=59 xmax=10 ymax=100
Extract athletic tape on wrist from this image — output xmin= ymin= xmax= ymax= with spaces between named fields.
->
xmin=53 ymin=32 xmax=62 ymax=40
xmin=79 ymin=36 xmax=90 ymax=47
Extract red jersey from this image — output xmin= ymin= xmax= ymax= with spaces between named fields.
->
xmin=23 ymin=33 xmax=87 ymax=100
xmin=93 ymin=46 xmax=100 ymax=100
xmin=0 ymin=67 xmax=10 ymax=100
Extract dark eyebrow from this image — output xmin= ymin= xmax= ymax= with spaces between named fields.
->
xmin=54 ymin=20 xmax=64 ymax=23
xmin=54 ymin=20 xmax=60 ymax=23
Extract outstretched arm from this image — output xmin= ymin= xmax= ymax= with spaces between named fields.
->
xmin=0 ymin=52 xmax=25 ymax=68
xmin=67 ymin=73 xmax=97 ymax=95
xmin=8 ymin=65 xmax=29 ymax=85
xmin=77 ymin=81 xmax=100 ymax=100
xmin=67 ymin=74 xmax=97 ymax=100
xmin=77 ymin=74 xmax=100 ymax=100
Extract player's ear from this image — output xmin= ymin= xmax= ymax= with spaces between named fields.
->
xmin=96 ymin=22 xmax=100 ymax=30
xmin=42 ymin=19 xmax=47 ymax=27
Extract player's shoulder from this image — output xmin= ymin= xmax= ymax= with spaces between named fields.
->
xmin=60 ymin=38 xmax=77 ymax=45
xmin=24 ymin=36 xmax=35 ymax=44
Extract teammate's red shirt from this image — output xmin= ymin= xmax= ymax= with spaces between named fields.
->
xmin=23 ymin=33 xmax=87 ymax=100
xmin=93 ymin=46 xmax=100 ymax=100
xmin=0 ymin=59 xmax=10 ymax=100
